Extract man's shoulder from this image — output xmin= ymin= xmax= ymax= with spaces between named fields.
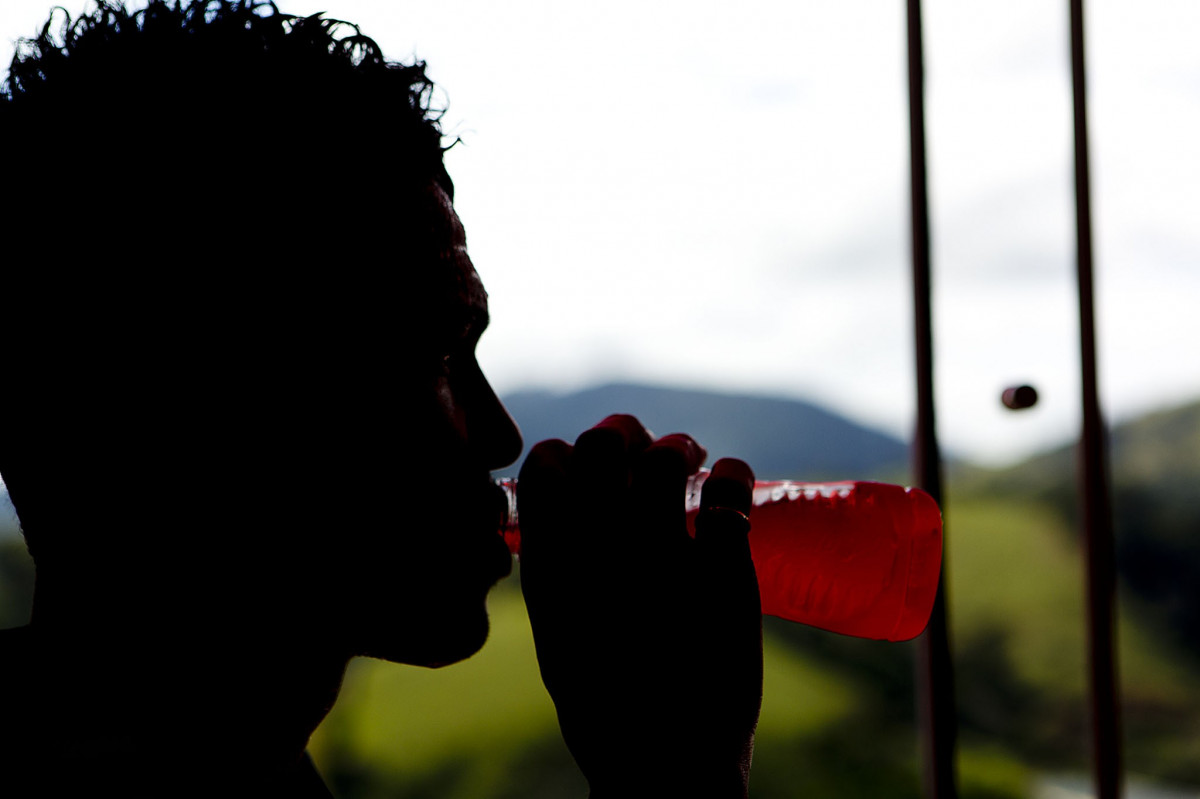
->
xmin=0 ymin=629 xmax=38 ymax=794
xmin=0 ymin=625 xmax=36 ymax=714
xmin=0 ymin=628 xmax=334 ymax=798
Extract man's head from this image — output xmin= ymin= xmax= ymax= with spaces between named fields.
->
xmin=1 ymin=0 xmax=521 ymax=668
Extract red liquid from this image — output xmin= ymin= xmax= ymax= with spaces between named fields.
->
xmin=735 ymin=480 xmax=941 ymax=642
xmin=497 ymin=476 xmax=942 ymax=642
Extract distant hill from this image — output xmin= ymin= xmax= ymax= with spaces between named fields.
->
xmin=964 ymin=399 xmax=1200 ymax=499
xmin=498 ymin=383 xmax=911 ymax=481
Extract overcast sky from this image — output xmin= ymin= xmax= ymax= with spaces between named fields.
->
xmin=3 ymin=0 xmax=1198 ymax=467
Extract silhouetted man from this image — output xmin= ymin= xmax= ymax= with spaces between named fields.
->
xmin=0 ymin=2 xmax=762 ymax=796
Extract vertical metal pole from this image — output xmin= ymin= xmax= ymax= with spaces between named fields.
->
xmin=906 ymin=2 xmax=958 ymax=797
xmin=1069 ymin=2 xmax=1122 ymax=797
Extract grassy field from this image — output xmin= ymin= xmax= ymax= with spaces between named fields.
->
xmin=946 ymin=498 xmax=1196 ymax=703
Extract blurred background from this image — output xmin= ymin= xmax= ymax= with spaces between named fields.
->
xmin=2 ymin=0 xmax=1198 ymax=796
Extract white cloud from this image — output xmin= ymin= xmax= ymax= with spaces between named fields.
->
xmin=3 ymin=0 xmax=1198 ymax=466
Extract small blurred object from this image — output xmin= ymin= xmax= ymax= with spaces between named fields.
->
xmin=1002 ymin=385 xmax=1039 ymax=410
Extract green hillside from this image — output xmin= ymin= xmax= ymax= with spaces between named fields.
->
xmin=961 ymin=400 xmax=1200 ymax=665
xmin=974 ymin=400 xmax=1200 ymax=494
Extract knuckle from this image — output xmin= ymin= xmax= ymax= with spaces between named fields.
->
xmin=594 ymin=414 xmax=653 ymax=448
xmin=573 ymin=426 xmax=626 ymax=463
xmin=522 ymin=438 xmax=572 ymax=472
xmin=598 ymin=413 xmax=641 ymax=428
xmin=710 ymin=457 xmax=755 ymax=486
xmin=640 ymin=441 xmax=691 ymax=476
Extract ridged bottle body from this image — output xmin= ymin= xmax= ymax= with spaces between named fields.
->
xmin=497 ymin=472 xmax=942 ymax=642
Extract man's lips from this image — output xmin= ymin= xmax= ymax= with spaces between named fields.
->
xmin=469 ymin=481 xmax=514 ymax=579
xmin=409 ymin=477 xmax=514 ymax=583
xmin=486 ymin=524 xmax=514 ymax=580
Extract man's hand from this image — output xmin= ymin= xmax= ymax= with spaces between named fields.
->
xmin=518 ymin=415 xmax=762 ymax=798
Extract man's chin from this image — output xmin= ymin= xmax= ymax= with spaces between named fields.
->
xmin=356 ymin=604 xmax=492 ymax=667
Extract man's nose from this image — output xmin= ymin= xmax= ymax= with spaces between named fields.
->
xmin=475 ymin=380 xmax=524 ymax=471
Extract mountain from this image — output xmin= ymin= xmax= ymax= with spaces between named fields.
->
xmin=497 ymin=383 xmax=911 ymax=481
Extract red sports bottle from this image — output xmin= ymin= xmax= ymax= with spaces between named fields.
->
xmin=496 ymin=471 xmax=943 ymax=642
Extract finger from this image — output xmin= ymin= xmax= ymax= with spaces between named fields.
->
xmin=571 ymin=414 xmax=654 ymax=498
xmin=519 ymin=437 xmax=573 ymax=480
xmin=694 ymin=458 xmax=754 ymax=555
xmin=694 ymin=458 xmax=762 ymax=732
xmin=632 ymin=434 xmax=707 ymax=550
xmin=577 ymin=414 xmax=654 ymax=455
xmin=695 ymin=457 xmax=759 ymax=629
xmin=650 ymin=433 xmax=708 ymax=475
xmin=517 ymin=437 xmax=573 ymax=488
xmin=518 ymin=438 xmax=597 ymax=670
xmin=517 ymin=438 xmax=574 ymax=566
xmin=698 ymin=457 xmax=754 ymax=518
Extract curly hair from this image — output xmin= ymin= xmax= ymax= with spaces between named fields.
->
xmin=0 ymin=1 xmax=466 ymax=562
xmin=2 ymin=0 xmax=454 ymax=196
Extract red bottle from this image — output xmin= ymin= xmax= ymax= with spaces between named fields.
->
xmin=497 ymin=471 xmax=942 ymax=642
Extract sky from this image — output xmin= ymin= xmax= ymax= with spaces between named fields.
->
xmin=2 ymin=0 xmax=1198 ymax=468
